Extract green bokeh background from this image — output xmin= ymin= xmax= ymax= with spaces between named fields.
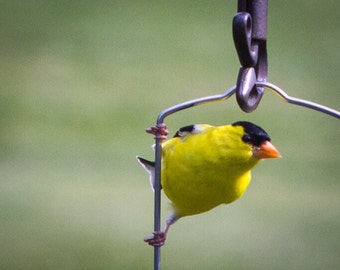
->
xmin=1 ymin=1 xmax=339 ymax=269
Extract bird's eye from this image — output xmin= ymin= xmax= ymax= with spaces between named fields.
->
xmin=242 ymin=134 xmax=252 ymax=143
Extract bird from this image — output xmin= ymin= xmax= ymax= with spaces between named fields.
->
xmin=137 ymin=121 xmax=280 ymax=247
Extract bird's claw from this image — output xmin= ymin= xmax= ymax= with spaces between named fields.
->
xmin=146 ymin=123 xmax=169 ymax=140
xmin=144 ymin=231 xmax=166 ymax=247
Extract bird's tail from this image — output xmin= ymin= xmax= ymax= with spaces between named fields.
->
xmin=136 ymin=156 xmax=159 ymax=191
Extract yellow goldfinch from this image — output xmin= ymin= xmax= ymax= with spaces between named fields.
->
xmin=137 ymin=121 xmax=280 ymax=246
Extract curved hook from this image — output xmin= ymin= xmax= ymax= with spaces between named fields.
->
xmin=233 ymin=11 xmax=266 ymax=113
xmin=233 ymin=1 xmax=268 ymax=113
xmin=235 ymin=67 xmax=263 ymax=113
xmin=233 ymin=12 xmax=258 ymax=67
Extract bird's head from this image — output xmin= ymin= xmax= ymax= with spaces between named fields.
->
xmin=232 ymin=121 xmax=281 ymax=159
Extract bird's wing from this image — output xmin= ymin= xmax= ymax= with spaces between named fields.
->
xmin=172 ymin=124 xmax=208 ymax=140
xmin=136 ymin=156 xmax=157 ymax=191
xmin=137 ymin=125 xmax=209 ymax=190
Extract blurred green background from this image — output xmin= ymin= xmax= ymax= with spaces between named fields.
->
xmin=1 ymin=0 xmax=339 ymax=269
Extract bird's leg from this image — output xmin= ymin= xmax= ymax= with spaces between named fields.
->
xmin=144 ymin=213 xmax=178 ymax=247
xmin=146 ymin=123 xmax=169 ymax=141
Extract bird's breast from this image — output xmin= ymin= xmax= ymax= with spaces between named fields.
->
xmin=161 ymin=162 xmax=252 ymax=217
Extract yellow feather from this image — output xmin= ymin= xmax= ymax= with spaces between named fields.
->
xmin=161 ymin=124 xmax=259 ymax=217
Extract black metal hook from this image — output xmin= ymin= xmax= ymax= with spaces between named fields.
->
xmin=233 ymin=12 xmax=258 ymax=67
xmin=233 ymin=0 xmax=268 ymax=113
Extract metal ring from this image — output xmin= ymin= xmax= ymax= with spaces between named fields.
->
xmin=236 ymin=67 xmax=264 ymax=113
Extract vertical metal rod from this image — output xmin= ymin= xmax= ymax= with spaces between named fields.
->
xmin=153 ymin=136 xmax=162 ymax=270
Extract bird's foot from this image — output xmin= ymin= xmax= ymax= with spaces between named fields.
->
xmin=144 ymin=231 xmax=167 ymax=247
xmin=146 ymin=123 xmax=169 ymax=140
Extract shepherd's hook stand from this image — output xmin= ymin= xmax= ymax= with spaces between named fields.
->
xmin=146 ymin=1 xmax=340 ymax=270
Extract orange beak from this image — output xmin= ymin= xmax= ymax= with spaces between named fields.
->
xmin=253 ymin=140 xmax=281 ymax=159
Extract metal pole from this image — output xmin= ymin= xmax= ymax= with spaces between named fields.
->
xmin=153 ymin=137 xmax=162 ymax=270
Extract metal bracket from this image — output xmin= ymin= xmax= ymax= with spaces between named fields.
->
xmin=233 ymin=0 xmax=268 ymax=112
